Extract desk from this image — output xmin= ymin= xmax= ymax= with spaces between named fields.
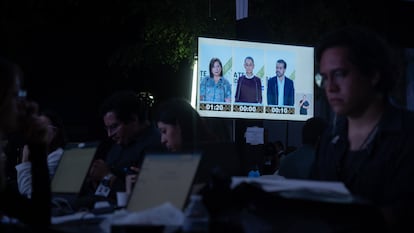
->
xmin=49 ymin=177 xmax=388 ymax=233
xmin=50 ymin=214 xmax=106 ymax=233
xmin=49 ymin=210 xmax=181 ymax=233
xmin=203 ymin=180 xmax=388 ymax=233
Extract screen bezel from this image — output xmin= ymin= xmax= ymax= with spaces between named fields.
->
xmin=193 ymin=37 xmax=315 ymax=121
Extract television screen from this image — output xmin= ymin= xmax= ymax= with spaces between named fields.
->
xmin=194 ymin=37 xmax=314 ymax=121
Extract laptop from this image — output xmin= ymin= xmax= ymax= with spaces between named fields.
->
xmin=126 ymin=152 xmax=202 ymax=212
xmin=50 ymin=144 xmax=97 ymax=213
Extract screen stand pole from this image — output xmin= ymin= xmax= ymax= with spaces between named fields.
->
xmin=285 ymin=120 xmax=289 ymax=149
xmin=232 ymin=119 xmax=236 ymax=142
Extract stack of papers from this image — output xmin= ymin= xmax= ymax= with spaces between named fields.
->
xmin=231 ymin=176 xmax=354 ymax=203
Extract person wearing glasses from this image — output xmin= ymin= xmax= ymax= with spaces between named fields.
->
xmin=310 ymin=26 xmax=414 ymax=232
xmin=80 ymin=90 xmax=162 ymax=207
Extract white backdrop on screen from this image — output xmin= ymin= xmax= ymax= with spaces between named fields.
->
xmin=195 ymin=37 xmax=314 ymax=121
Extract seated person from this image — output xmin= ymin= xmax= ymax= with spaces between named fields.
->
xmin=310 ymin=26 xmax=414 ymax=232
xmin=124 ymin=98 xmax=220 ymax=193
xmin=154 ymin=98 xmax=243 ymax=185
xmin=0 ymin=57 xmax=51 ymax=230
xmin=15 ymin=109 xmax=67 ymax=198
xmin=79 ymin=90 xmax=162 ymax=208
xmin=155 ymin=98 xmax=217 ymax=152
xmin=277 ymin=117 xmax=327 ymax=179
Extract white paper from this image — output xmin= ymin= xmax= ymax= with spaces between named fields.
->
xmin=99 ymin=203 xmax=184 ymax=233
xmin=51 ymin=211 xmax=103 ymax=225
xmin=244 ymin=126 xmax=264 ymax=145
xmin=231 ymin=176 xmax=353 ymax=203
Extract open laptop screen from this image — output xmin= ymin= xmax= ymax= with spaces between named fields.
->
xmin=51 ymin=146 xmax=96 ymax=194
xmin=127 ymin=152 xmax=201 ymax=212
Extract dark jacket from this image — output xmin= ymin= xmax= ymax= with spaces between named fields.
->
xmin=310 ymin=103 xmax=414 ymax=232
xmin=1 ymin=143 xmax=51 ymax=230
xmin=267 ymin=76 xmax=294 ymax=106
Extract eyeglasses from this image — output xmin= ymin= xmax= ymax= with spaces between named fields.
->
xmin=104 ymin=123 xmax=121 ymax=135
xmin=315 ymin=69 xmax=349 ymax=89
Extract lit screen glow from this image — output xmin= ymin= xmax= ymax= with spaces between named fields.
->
xmin=195 ymin=37 xmax=315 ymax=121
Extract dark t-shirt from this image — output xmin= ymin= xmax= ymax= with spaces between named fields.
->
xmin=235 ymin=76 xmax=262 ymax=103
xmin=78 ymin=125 xmax=162 ymax=206
xmin=300 ymin=100 xmax=309 ymax=115
xmin=310 ymin=104 xmax=414 ymax=231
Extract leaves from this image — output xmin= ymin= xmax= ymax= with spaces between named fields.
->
xmin=0 ymin=0 xmax=392 ymax=75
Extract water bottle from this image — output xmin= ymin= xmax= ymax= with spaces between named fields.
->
xmin=182 ymin=195 xmax=210 ymax=233
xmin=248 ymin=164 xmax=261 ymax=177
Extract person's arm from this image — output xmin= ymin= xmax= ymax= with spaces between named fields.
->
xmin=15 ymin=162 xmax=33 ymax=197
xmin=89 ymin=159 xmax=112 ymax=182
xmin=15 ymin=145 xmax=32 ymax=197
xmin=224 ymin=79 xmax=231 ymax=103
xmin=235 ymin=77 xmax=242 ymax=102
xmin=200 ymin=77 xmax=206 ymax=101
xmin=46 ymin=148 xmax=63 ymax=178
xmin=1 ymin=97 xmax=50 ymax=229
xmin=89 ymin=159 xmax=118 ymax=195
xmin=4 ymin=141 xmax=50 ymax=227
xmin=17 ymin=112 xmax=50 ymax=228
xmin=267 ymin=78 xmax=275 ymax=105
xmin=289 ymin=79 xmax=295 ymax=106
xmin=257 ymin=77 xmax=262 ymax=103
xmin=125 ymin=166 xmax=139 ymax=195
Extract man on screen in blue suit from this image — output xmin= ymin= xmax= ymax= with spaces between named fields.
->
xmin=267 ymin=59 xmax=295 ymax=106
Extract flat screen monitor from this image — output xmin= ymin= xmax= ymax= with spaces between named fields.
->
xmin=194 ymin=37 xmax=314 ymax=121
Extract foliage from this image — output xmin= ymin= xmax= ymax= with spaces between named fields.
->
xmin=0 ymin=0 xmax=393 ymax=75
xmin=112 ymin=0 xmax=237 ymax=71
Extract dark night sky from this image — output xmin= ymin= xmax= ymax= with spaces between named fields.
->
xmin=1 ymin=0 xmax=414 ymax=142
xmin=1 ymin=23 xmax=192 ymax=141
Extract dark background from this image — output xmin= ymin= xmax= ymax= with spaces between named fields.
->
xmin=1 ymin=0 xmax=413 ymax=142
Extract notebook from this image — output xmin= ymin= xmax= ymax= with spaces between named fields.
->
xmin=127 ymin=152 xmax=202 ymax=212
xmin=51 ymin=144 xmax=97 ymax=204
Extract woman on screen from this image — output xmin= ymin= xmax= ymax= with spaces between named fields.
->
xmin=235 ymin=56 xmax=262 ymax=103
xmin=199 ymin=57 xmax=231 ymax=103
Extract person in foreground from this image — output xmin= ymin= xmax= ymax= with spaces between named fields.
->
xmin=0 ymin=57 xmax=51 ymax=231
xmin=310 ymin=26 xmax=414 ymax=232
